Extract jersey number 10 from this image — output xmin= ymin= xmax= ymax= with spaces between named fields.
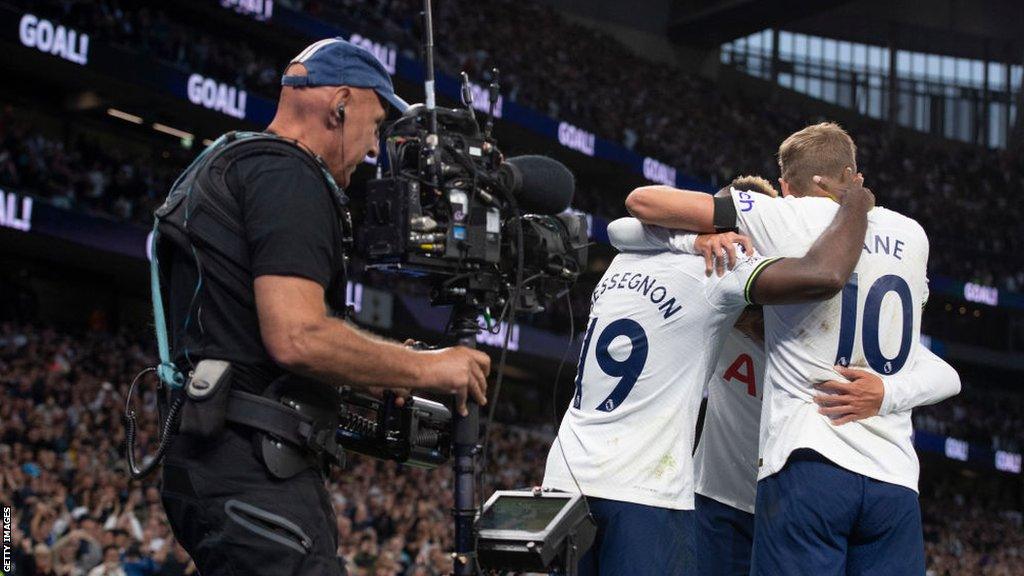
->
xmin=573 ymin=317 xmax=648 ymax=412
xmin=834 ymin=272 xmax=914 ymax=375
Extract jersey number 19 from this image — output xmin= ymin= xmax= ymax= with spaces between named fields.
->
xmin=573 ymin=317 xmax=648 ymax=412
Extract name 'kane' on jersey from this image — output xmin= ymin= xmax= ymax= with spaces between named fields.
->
xmin=730 ymin=191 xmax=930 ymax=491
xmin=543 ymin=249 xmax=777 ymax=510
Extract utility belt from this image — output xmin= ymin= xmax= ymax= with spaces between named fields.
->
xmin=177 ymin=359 xmax=345 ymax=479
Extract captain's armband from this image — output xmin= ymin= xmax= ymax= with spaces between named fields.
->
xmin=713 ymin=195 xmax=738 ymax=232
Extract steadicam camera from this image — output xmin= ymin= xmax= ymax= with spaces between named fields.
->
xmin=345 ymin=4 xmax=594 ymax=574
xmin=354 ymin=91 xmax=587 ymax=315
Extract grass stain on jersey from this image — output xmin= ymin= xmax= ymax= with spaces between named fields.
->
xmin=651 ymin=453 xmax=677 ymax=479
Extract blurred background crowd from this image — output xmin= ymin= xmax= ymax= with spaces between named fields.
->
xmin=4 ymin=0 xmax=1024 ymax=291
xmin=1 ymin=321 xmax=555 ymax=576
xmin=1 ymin=320 xmax=1019 ymax=575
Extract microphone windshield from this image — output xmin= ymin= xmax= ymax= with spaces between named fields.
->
xmin=499 ymin=155 xmax=575 ymax=215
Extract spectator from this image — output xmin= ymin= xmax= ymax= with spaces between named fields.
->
xmin=87 ymin=546 xmax=126 ymax=576
xmin=4 ymin=0 xmax=1023 ymax=287
xmin=0 ymin=318 xmax=1020 ymax=574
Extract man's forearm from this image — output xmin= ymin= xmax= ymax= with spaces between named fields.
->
xmin=606 ymin=217 xmax=697 ymax=253
xmin=752 ymin=195 xmax=869 ymax=304
xmin=256 ymin=274 xmax=489 ymax=411
xmin=275 ymin=316 xmax=423 ymax=389
xmin=624 ymin=186 xmax=716 ymax=232
xmin=799 ymin=194 xmax=869 ymax=287
xmin=879 ymin=345 xmax=961 ymax=415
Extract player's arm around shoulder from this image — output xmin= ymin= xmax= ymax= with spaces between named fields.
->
xmin=606 ymin=217 xmax=692 ymax=253
xmin=701 ymin=248 xmax=779 ymax=312
xmin=606 ymin=217 xmax=755 ymax=278
xmin=624 ymin=185 xmax=716 ymax=232
xmin=626 ymin=182 xmax=827 ymax=259
xmin=748 ymin=170 xmax=874 ymax=305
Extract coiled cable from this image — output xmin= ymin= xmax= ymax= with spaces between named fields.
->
xmin=125 ymin=367 xmax=184 ymax=479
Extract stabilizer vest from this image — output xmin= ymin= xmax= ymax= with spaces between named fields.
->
xmin=142 ymin=132 xmax=353 ymax=479
xmin=149 ymin=131 xmax=352 ymax=388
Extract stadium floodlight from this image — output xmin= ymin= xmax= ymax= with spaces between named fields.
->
xmin=151 ymin=123 xmax=192 ymax=139
xmin=107 ymin=108 xmax=143 ymax=124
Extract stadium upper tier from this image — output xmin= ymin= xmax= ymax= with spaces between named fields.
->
xmin=2 ymin=0 xmax=1021 ymax=295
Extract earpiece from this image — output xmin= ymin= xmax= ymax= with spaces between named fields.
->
xmin=335 ymin=103 xmax=346 ymax=123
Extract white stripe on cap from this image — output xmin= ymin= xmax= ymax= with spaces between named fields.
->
xmin=292 ymin=38 xmax=341 ymax=64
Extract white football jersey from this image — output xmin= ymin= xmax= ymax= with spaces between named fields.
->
xmin=730 ymin=191 xmax=930 ymax=491
xmin=543 ymin=250 xmax=778 ymax=510
xmin=693 ymin=329 xmax=764 ymax=514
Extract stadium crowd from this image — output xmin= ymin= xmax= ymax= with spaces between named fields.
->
xmin=1 ymin=317 xmax=1020 ymax=576
xmin=10 ymin=0 xmax=284 ymax=96
xmin=6 ymin=0 xmax=1024 ymax=292
xmin=915 ymin=385 xmax=1024 ymax=453
xmin=0 ymin=320 xmax=552 ymax=576
xmin=922 ymin=475 xmax=1024 ymax=576
xmin=2 ymin=2 xmax=1022 ymax=576
xmin=432 ymin=0 xmax=1024 ymax=292
xmin=0 ymin=103 xmax=173 ymax=223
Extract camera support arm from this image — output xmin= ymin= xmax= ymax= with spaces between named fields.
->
xmin=450 ymin=303 xmax=483 ymax=575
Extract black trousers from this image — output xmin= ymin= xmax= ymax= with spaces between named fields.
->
xmin=160 ymin=425 xmax=346 ymax=575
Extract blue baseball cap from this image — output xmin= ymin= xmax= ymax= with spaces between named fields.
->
xmin=282 ymin=38 xmax=409 ymax=113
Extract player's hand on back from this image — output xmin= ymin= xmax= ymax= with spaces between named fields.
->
xmin=694 ymin=232 xmax=755 ymax=277
xmin=813 ymin=167 xmax=874 ymax=211
xmin=812 ymin=365 xmax=884 ymax=425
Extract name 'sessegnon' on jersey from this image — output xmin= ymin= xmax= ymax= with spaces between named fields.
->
xmin=543 ymin=248 xmax=776 ymax=510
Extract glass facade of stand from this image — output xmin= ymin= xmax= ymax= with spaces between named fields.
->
xmin=721 ymin=30 xmax=1022 ymax=148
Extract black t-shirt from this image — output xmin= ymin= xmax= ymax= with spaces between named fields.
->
xmin=166 ymin=147 xmax=348 ymax=393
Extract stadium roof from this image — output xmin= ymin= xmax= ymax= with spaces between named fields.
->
xmin=668 ymin=0 xmax=1024 ymax=63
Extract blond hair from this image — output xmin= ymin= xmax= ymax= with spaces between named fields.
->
xmin=777 ymin=122 xmax=856 ymax=195
xmin=730 ymin=174 xmax=778 ymax=198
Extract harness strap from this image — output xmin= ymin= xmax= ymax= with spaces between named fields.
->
xmin=150 ymin=224 xmax=185 ymax=389
xmin=150 ymin=133 xmax=235 ymax=389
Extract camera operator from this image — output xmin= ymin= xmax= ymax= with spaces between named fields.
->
xmin=155 ymin=39 xmax=490 ymax=576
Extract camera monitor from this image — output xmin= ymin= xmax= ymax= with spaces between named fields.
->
xmin=476 ymin=490 xmax=596 ymax=575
